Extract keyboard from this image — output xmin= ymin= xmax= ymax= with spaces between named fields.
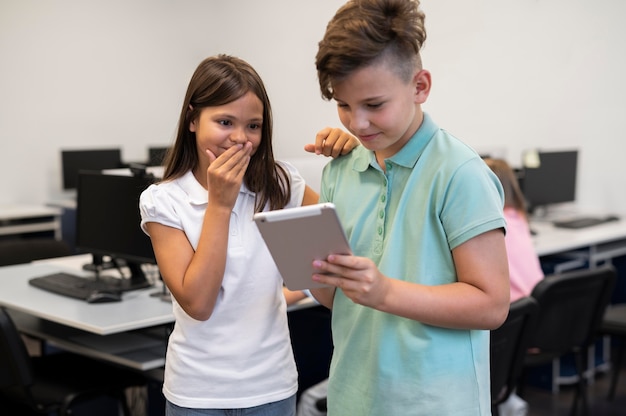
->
xmin=29 ymin=272 xmax=122 ymax=301
xmin=553 ymin=216 xmax=619 ymax=229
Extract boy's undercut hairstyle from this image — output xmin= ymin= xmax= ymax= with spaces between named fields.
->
xmin=316 ymin=0 xmax=427 ymax=100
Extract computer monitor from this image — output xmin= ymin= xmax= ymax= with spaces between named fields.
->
xmin=75 ymin=170 xmax=156 ymax=290
xmin=61 ymin=148 xmax=123 ymax=190
xmin=521 ymin=149 xmax=579 ymax=214
xmin=147 ymin=146 xmax=170 ymax=166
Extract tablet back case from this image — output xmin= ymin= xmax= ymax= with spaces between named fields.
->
xmin=253 ymin=203 xmax=351 ymax=290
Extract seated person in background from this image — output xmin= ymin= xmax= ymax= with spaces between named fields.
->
xmin=485 ymin=157 xmax=544 ymax=416
xmin=484 ymin=158 xmax=544 ymax=302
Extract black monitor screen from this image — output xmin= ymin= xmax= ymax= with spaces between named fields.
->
xmin=148 ymin=146 xmax=170 ymax=166
xmin=75 ymin=171 xmax=156 ymax=284
xmin=521 ymin=150 xmax=578 ymax=213
xmin=61 ymin=148 xmax=123 ymax=190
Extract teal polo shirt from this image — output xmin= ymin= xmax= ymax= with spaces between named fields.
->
xmin=320 ymin=113 xmax=505 ymax=415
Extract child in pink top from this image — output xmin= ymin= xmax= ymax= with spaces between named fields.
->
xmin=485 ymin=158 xmax=544 ymax=414
xmin=485 ymin=158 xmax=544 ymax=302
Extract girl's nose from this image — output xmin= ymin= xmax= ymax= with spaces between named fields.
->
xmin=230 ymin=128 xmax=247 ymax=144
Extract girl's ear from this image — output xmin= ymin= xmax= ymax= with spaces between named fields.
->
xmin=414 ymin=69 xmax=431 ymax=104
xmin=188 ymin=105 xmax=197 ymax=132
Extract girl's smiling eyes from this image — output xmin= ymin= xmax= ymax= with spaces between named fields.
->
xmin=216 ymin=119 xmax=262 ymax=130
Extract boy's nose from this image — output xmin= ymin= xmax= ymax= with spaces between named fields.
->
xmin=350 ymin=111 xmax=369 ymax=131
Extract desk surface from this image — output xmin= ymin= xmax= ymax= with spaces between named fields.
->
xmin=0 ymin=259 xmax=174 ymax=335
xmin=0 ymin=203 xmax=61 ymax=219
xmin=0 ymin=254 xmax=316 ymax=336
xmin=0 ymin=255 xmax=316 ymax=372
xmin=531 ymin=216 xmax=626 ymax=257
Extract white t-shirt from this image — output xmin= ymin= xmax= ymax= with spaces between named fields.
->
xmin=139 ymin=162 xmax=305 ymax=409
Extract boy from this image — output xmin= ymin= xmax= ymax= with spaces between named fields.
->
xmin=309 ymin=1 xmax=510 ymax=414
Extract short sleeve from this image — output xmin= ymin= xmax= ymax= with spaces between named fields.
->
xmin=139 ymin=183 xmax=184 ymax=235
xmin=277 ymin=161 xmax=307 ymax=208
xmin=442 ymin=158 xmax=506 ymax=249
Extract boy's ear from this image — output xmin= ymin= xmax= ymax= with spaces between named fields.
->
xmin=414 ymin=69 xmax=431 ymax=104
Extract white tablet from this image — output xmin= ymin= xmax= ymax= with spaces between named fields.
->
xmin=253 ymin=203 xmax=352 ymax=290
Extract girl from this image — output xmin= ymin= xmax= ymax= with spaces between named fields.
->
xmin=139 ymin=54 xmax=357 ymax=416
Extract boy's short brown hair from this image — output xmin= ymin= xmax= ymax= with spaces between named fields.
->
xmin=316 ymin=0 xmax=427 ymax=100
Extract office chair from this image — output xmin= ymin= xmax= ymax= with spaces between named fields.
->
xmin=520 ymin=265 xmax=617 ymax=416
xmin=0 ymin=307 xmax=147 ymax=416
xmin=490 ymin=296 xmax=539 ymax=416
xmin=0 ymin=238 xmax=74 ymax=354
xmin=599 ymin=303 xmax=626 ymax=400
xmin=0 ymin=238 xmax=73 ymax=267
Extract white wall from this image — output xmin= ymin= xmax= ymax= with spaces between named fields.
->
xmin=1 ymin=0 xmax=625 ymax=213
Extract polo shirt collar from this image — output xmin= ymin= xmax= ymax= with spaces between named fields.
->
xmin=391 ymin=112 xmax=438 ymax=168
xmin=351 ymin=112 xmax=439 ymax=172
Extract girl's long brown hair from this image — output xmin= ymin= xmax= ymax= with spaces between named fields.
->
xmin=162 ymin=55 xmax=290 ymax=213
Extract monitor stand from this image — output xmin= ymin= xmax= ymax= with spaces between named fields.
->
xmin=82 ymin=254 xmax=116 ymax=272
xmin=120 ymin=262 xmax=152 ymax=291
xmin=84 ymin=258 xmax=152 ymax=292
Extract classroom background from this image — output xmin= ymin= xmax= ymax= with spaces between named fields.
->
xmin=1 ymin=0 xmax=625 ymax=214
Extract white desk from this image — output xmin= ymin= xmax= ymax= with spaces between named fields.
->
xmin=529 ymin=215 xmax=626 ymax=391
xmin=0 ymin=259 xmax=174 ymax=335
xmin=0 ymin=203 xmax=62 ymax=239
xmin=0 ymin=256 xmax=174 ymax=371
xmin=531 ymin=216 xmax=626 ymax=271
xmin=0 ymin=254 xmax=317 ymax=371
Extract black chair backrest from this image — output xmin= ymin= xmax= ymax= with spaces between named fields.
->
xmin=0 ymin=307 xmax=34 ymax=389
xmin=0 ymin=308 xmax=146 ymax=416
xmin=491 ymin=296 xmax=539 ymax=405
xmin=528 ymin=265 xmax=617 ymax=354
xmin=0 ymin=239 xmax=73 ymax=267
